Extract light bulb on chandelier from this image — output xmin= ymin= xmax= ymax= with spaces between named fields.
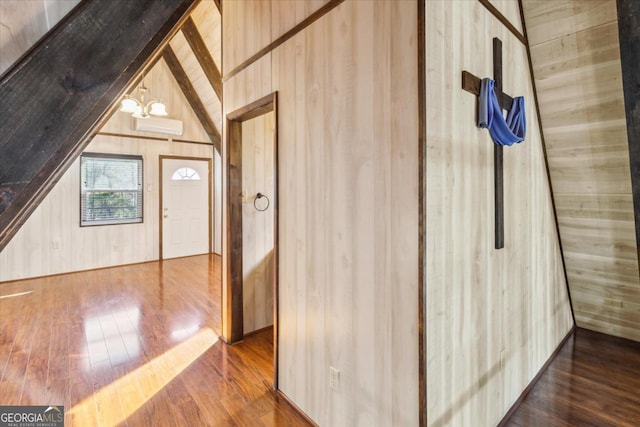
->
xmin=120 ymin=81 xmax=168 ymax=119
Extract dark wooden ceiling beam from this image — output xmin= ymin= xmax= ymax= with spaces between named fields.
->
xmin=162 ymin=46 xmax=221 ymax=151
xmin=181 ymin=17 xmax=222 ymax=100
xmin=617 ymin=0 xmax=640 ymax=268
xmin=0 ymin=0 xmax=198 ymax=252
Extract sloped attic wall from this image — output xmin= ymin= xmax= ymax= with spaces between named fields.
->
xmin=522 ymin=0 xmax=640 ymax=342
xmin=425 ymin=0 xmax=574 ymax=425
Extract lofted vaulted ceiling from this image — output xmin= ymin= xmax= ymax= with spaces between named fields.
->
xmin=0 ymin=0 xmax=222 ymax=251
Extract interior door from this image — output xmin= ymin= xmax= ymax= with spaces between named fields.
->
xmin=161 ymin=158 xmax=210 ymax=259
xmin=241 ymin=111 xmax=276 ymax=336
xmin=225 ymin=92 xmax=279 ymax=389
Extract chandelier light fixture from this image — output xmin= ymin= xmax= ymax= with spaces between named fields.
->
xmin=120 ymin=80 xmax=168 ymax=119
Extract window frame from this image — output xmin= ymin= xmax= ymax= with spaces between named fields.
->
xmin=79 ymin=152 xmax=144 ymax=227
xmin=171 ymin=166 xmax=202 ymax=181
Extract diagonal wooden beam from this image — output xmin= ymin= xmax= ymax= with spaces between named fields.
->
xmin=163 ymin=46 xmax=221 ymax=151
xmin=617 ymin=0 xmax=640 ymax=268
xmin=181 ymin=17 xmax=222 ymax=100
xmin=0 ymin=0 xmax=198 ymax=252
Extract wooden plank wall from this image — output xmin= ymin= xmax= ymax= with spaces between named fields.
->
xmin=425 ymin=1 xmax=574 ymax=426
xmin=0 ymin=59 xmax=214 ymax=282
xmin=0 ymin=0 xmax=81 ymax=74
xmin=271 ymin=0 xmax=332 ymax=45
xmin=222 ymin=0 xmax=330 ymax=75
xmin=241 ymin=112 xmax=275 ymax=334
xmin=522 ymin=0 xmax=640 ymax=342
xmin=222 ymin=0 xmax=271 ymax=75
xmin=223 ymin=1 xmax=419 ymax=425
xmin=488 ymin=0 xmax=524 ymax=33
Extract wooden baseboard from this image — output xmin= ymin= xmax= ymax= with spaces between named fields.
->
xmin=276 ymin=390 xmax=318 ymax=427
xmin=218 ymin=335 xmax=234 ymax=345
xmin=0 ymin=258 xmax=158 ymax=285
xmin=0 ymin=252 xmax=218 ymax=285
xmin=497 ymin=325 xmax=576 ymax=426
xmin=243 ymin=324 xmax=273 ymax=338
xmin=219 ymin=324 xmax=274 ymax=345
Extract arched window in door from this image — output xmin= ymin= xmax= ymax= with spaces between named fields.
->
xmin=171 ymin=167 xmax=201 ymax=181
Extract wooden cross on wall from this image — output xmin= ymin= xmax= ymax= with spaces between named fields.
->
xmin=462 ymin=37 xmax=515 ymax=250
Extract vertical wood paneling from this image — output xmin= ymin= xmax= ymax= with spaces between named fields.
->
xmin=487 ymin=0 xmax=524 ymax=34
xmin=241 ymin=112 xmax=275 ymax=334
xmin=523 ymin=0 xmax=640 ymax=342
xmin=221 ymin=0 xmax=333 ymax=78
xmin=223 ymin=55 xmax=273 ymax=115
xmin=222 ymin=0 xmax=271 ymax=75
xmin=224 ymin=1 xmax=418 ymax=425
xmin=425 ymin=1 xmax=573 ymax=426
xmin=0 ymin=0 xmax=81 ymax=74
xmin=271 ymin=0 xmax=331 ymax=42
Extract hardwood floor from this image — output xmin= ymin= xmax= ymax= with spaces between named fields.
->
xmin=0 ymin=254 xmax=312 ymax=426
xmin=504 ymin=327 xmax=640 ymax=427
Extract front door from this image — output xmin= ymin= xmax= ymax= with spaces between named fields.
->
xmin=161 ymin=157 xmax=211 ymax=259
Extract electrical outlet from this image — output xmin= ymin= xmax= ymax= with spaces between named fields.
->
xmin=330 ymin=366 xmax=340 ymax=391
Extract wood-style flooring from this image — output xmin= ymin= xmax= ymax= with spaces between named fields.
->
xmin=0 ymin=254 xmax=312 ymax=426
xmin=504 ymin=327 xmax=640 ymax=427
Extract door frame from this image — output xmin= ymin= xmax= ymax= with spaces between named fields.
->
xmin=159 ymin=155 xmax=213 ymax=260
xmin=223 ymin=92 xmax=279 ymax=389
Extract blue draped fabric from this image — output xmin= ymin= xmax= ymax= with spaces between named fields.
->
xmin=478 ymin=78 xmax=526 ymax=146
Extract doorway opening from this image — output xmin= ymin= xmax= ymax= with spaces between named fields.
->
xmin=224 ymin=92 xmax=279 ymax=389
xmin=159 ymin=156 xmax=213 ymax=260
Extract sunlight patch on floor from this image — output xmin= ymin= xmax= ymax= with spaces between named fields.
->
xmin=0 ymin=290 xmax=34 ymax=299
xmin=69 ymin=328 xmax=218 ymax=427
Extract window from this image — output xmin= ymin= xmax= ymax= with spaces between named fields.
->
xmin=80 ymin=153 xmax=143 ymax=226
xmin=171 ymin=167 xmax=201 ymax=181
